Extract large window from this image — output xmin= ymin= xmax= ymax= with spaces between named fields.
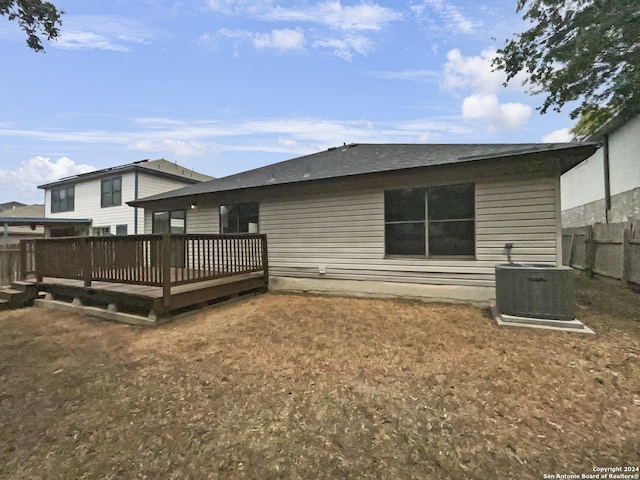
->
xmin=101 ymin=176 xmax=122 ymax=208
xmin=220 ymin=203 xmax=258 ymax=233
xmin=51 ymin=186 xmax=74 ymax=213
xmin=152 ymin=210 xmax=185 ymax=234
xmin=384 ymin=183 xmax=475 ymax=257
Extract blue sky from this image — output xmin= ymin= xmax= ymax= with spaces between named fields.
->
xmin=1 ymin=0 xmax=576 ymax=204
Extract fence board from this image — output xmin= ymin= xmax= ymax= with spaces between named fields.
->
xmin=0 ymin=246 xmax=20 ymax=286
xmin=562 ymin=220 xmax=640 ymax=287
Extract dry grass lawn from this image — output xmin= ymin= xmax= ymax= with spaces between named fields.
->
xmin=0 ymin=275 xmax=638 ymax=479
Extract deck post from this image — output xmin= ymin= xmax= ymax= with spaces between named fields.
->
xmin=35 ymin=239 xmax=43 ymax=283
xmin=261 ymin=234 xmax=269 ymax=286
xmin=19 ymin=240 xmax=27 ymax=281
xmin=162 ymin=233 xmax=171 ymax=309
xmin=82 ymin=238 xmax=92 ymax=287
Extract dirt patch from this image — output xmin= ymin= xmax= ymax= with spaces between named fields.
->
xmin=0 ymin=277 xmax=638 ymax=479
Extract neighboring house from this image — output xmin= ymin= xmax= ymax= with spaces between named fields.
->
xmin=38 ymin=159 xmax=213 ymax=236
xmin=0 ymin=204 xmax=92 ymax=244
xmin=0 ymin=201 xmax=26 ymax=212
xmin=0 ymin=204 xmax=45 ymax=245
xmin=130 ymin=143 xmax=597 ymax=303
xmin=561 ymin=111 xmax=640 ymax=227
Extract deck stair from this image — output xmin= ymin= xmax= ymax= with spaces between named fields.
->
xmin=0 ymin=282 xmax=40 ymax=310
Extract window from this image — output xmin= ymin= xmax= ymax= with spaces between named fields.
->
xmin=51 ymin=186 xmax=74 ymax=213
xmin=101 ymin=176 xmax=122 ymax=208
xmin=93 ymin=226 xmax=111 ymax=236
xmin=116 ymin=224 xmax=127 ymax=236
xmin=384 ymin=183 xmax=475 ymax=257
xmin=152 ymin=210 xmax=185 ymax=234
xmin=220 ymin=203 xmax=258 ymax=233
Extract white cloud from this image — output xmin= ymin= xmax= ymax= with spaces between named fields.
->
xmin=542 ymin=128 xmax=574 ymax=143
xmin=207 ymin=0 xmax=401 ymax=31
xmin=129 ymin=139 xmax=208 ymax=157
xmin=54 ymin=15 xmax=153 ymax=52
xmin=418 ymin=0 xmax=475 ymax=33
xmin=441 ymin=48 xmax=532 ymax=131
xmin=370 ymin=69 xmax=438 ymax=82
xmin=205 ymin=1 xmax=400 ymax=59
xmin=0 ymin=156 xmax=97 ymax=196
xmin=0 ymin=115 xmax=474 ymax=163
xmin=313 ymin=34 xmax=372 ymax=61
xmin=443 ymin=48 xmax=501 ymax=93
xmin=264 ymin=1 xmax=402 ymax=31
xmin=461 ymin=94 xmax=531 ymax=131
xmin=253 ymin=28 xmax=304 ymax=50
xmin=56 ymin=32 xmax=130 ymax=52
xmin=217 ymin=28 xmax=304 ymax=51
xmin=205 ymin=0 xmax=267 ymax=15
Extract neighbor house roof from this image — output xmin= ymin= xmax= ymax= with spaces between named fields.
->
xmin=0 ymin=201 xmax=26 ymax=212
xmin=0 ymin=204 xmax=91 ymax=227
xmin=38 ymin=159 xmax=214 ymax=190
xmin=129 ymin=142 xmax=599 ymax=207
xmin=0 ymin=204 xmax=45 ymax=218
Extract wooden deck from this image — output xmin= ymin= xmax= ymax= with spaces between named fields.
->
xmin=29 ymin=271 xmax=266 ymax=321
xmin=18 ymin=234 xmax=269 ymax=323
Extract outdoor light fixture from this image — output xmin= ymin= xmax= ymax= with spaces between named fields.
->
xmin=190 ymin=202 xmax=197 ymax=209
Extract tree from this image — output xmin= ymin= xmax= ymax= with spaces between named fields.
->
xmin=0 ymin=0 xmax=64 ymax=52
xmin=493 ymin=0 xmax=640 ymax=138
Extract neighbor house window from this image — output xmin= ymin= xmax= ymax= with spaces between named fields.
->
xmin=152 ymin=210 xmax=185 ymax=234
xmin=384 ymin=183 xmax=475 ymax=257
xmin=93 ymin=226 xmax=111 ymax=236
xmin=51 ymin=186 xmax=74 ymax=213
xmin=101 ymin=176 xmax=122 ymax=208
xmin=220 ymin=203 xmax=258 ymax=233
xmin=116 ymin=224 xmax=127 ymax=236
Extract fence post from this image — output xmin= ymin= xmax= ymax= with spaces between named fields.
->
xmin=83 ymin=238 xmax=92 ymax=287
xmin=585 ymin=225 xmax=595 ymax=278
xmin=35 ymin=240 xmax=43 ymax=283
xmin=261 ymin=234 xmax=269 ymax=286
xmin=19 ymin=240 xmax=27 ymax=281
xmin=162 ymin=233 xmax=171 ymax=309
xmin=622 ymin=223 xmax=632 ymax=288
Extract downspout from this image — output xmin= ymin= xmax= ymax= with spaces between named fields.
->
xmin=2 ymin=222 xmax=8 ymax=244
xmin=603 ymin=134 xmax=611 ymax=223
xmin=134 ymin=170 xmax=139 ymax=234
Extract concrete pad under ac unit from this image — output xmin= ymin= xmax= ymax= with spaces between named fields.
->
xmin=490 ymin=305 xmax=595 ymax=334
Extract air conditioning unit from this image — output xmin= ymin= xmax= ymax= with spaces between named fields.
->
xmin=495 ymin=264 xmax=575 ymax=321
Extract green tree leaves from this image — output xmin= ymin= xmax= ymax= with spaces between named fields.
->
xmin=493 ymin=0 xmax=640 ymax=138
xmin=0 ymin=0 xmax=64 ymax=52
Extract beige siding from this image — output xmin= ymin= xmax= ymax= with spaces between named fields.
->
xmin=136 ymin=174 xmax=204 ymax=234
xmin=46 ymin=172 xmax=136 ymax=235
xmin=187 ymin=206 xmax=220 ymax=234
xmin=45 ymin=171 xmax=201 ymax=235
xmin=152 ymin=171 xmax=560 ymax=297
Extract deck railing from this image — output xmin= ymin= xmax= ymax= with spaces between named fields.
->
xmin=24 ymin=233 xmax=268 ymax=307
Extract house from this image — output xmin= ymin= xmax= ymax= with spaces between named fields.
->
xmin=38 ymin=159 xmax=213 ymax=237
xmin=0 ymin=201 xmax=26 ymax=212
xmin=561 ymin=111 xmax=640 ymax=227
xmin=0 ymin=204 xmax=45 ymax=245
xmin=129 ymin=143 xmax=597 ymax=303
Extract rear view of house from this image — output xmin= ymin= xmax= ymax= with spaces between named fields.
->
xmin=39 ymin=159 xmax=213 ymax=237
xmin=130 ymin=143 xmax=597 ymax=303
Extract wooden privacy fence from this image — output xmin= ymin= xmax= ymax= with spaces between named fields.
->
xmin=0 ymin=245 xmax=20 ymax=286
xmin=22 ymin=233 xmax=268 ymax=306
xmin=562 ymin=220 xmax=640 ymax=286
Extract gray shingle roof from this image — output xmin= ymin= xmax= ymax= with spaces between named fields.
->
xmin=38 ymin=158 xmax=213 ymax=189
xmin=129 ymin=142 xmax=599 ymax=206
